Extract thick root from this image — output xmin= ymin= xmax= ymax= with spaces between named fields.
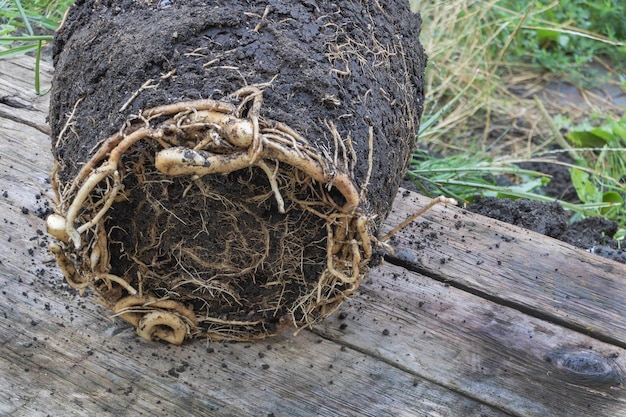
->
xmin=113 ymin=295 xmax=198 ymax=345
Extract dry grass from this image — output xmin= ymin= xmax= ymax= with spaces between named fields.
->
xmin=411 ymin=0 xmax=522 ymax=153
xmin=408 ymin=0 xmax=626 ymax=237
xmin=410 ymin=0 xmax=624 ymax=159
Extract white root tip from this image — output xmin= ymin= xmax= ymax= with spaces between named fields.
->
xmin=47 ymin=213 xmax=69 ymax=242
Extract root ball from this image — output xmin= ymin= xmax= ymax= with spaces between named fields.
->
xmin=48 ymin=0 xmax=426 ymax=343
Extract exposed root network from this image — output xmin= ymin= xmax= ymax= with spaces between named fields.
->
xmin=48 ymin=85 xmax=374 ymax=344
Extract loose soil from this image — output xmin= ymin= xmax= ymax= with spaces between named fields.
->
xmin=48 ymin=0 xmax=427 ymax=341
xmin=468 ymin=196 xmax=625 ymax=263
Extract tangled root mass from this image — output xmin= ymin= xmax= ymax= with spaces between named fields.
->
xmin=49 ymin=88 xmax=372 ymax=343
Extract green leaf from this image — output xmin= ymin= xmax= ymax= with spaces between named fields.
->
xmin=537 ymin=29 xmax=559 ymax=46
xmin=566 ymin=130 xmax=607 ymax=147
xmin=602 ymin=191 xmax=623 ymax=205
xmin=536 ymin=29 xmax=571 ymax=50
xmin=566 ymin=116 xmax=626 ymax=148
xmin=569 ymin=168 xmax=599 ymax=203
xmin=589 ymin=127 xmax=615 ymax=142
xmin=600 ymin=191 xmax=624 ymax=215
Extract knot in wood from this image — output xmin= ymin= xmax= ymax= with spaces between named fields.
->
xmin=545 ymin=347 xmax=624 ymax=388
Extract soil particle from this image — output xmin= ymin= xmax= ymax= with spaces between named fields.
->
xmin=468 ymin=197 xmax=567 ymax=238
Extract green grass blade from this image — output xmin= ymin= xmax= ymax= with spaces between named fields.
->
xmin=440 ymin=179 xmax=618 ymax=215
xmin=35 ymin=39 xmax=41 ymax=94
xmin=0 ymin=35 xmax=53 ymax=41
xmin=409 ymin=165 xmax=550 ymax=178
xmin=0 ymin=42 xmax=39 ymax=58
xmin=13 ymin=0 xmax=34 ymax=36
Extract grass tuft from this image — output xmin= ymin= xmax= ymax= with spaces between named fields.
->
xmin=410 ymin=0 xmax=625 ymax=240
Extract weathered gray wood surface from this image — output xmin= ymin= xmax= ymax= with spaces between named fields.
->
xmin=1 ymin=52 xmax=625 ymax=417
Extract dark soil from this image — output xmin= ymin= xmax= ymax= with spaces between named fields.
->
xmin=518 ymin=156 xmax=579 ymax=203
xmin=49 ymin=0 xmax=427 ymax=340
xmin=470 ymin=144 xmax=625 ymax=264
xmin=468 ymin=197 xmax=625 ymax=263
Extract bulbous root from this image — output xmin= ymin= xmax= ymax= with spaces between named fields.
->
xmin=48 ymin=85 xmax=373 ymax=343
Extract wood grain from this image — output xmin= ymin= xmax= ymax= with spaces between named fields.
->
xmin=382 ymin=191 xmax=626 ymax=347
xmin=316 ymin=262 xmax=626 ymax=416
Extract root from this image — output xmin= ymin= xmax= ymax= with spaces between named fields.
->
xmin=49 ymin=85 xmax=373 ymax=343
xmin=113 ymin=295 xmax=197 ymax=345
xmin=95 ymin=274 xmax=137 ymax=295
xmin=380 ymin=196 xmax=458 ymax=242
xmin=49 ymin=243 xmax=89 ymax=295
xmin=55 ymin=97 xmax=83 ymax=148
xmin=257 ymin=160 xmax=285 ymax=213
xmin=137 ymin=310 xmax=188 ymax=345
xmin=118 ymin=70 xmax=176 ymax=113
xmin=360 ymin=126 xmax=374 ymax=200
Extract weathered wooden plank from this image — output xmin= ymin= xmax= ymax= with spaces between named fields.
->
xmin=0 ymin=314 xmax=505 ymax=416
xmin=0 ymin=54 xmax=509 ymax=417
xmin=0 ymin=49 xmax=52 ymax=134
xmin=317 ymin=261 xmax=626 ymax=417
xmin=0 ymin=224 xmax=506 ymax=417
xmin=381 ymin=191 xmax=626 ymax=347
